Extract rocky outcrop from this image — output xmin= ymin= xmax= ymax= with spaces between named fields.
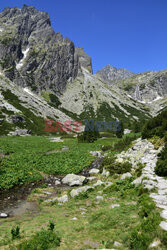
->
xmin=96 ymin=65 xmax=134 ymax=84
xmin=75 ymin=47 xmax=92 ymax=74
xmin=116 ymin=69 xmax=167 ymax=109
xmin=0 ymin=5 xmax=92 ymax=93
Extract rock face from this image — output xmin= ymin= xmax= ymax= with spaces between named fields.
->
xmin=96 ymin=65 xmax=134 ymax=83
xmin=116 ymin=70 xmax=167 ymax=110
xmin=75 ymin=47 xmax=92 ymax=74
xmin=0 ymin=5 xmax=92 ymax=93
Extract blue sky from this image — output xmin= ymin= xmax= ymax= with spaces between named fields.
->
xmin=0 ymin=0 xmax=167 ymax=73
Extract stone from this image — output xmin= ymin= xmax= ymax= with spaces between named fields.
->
xmin=83 ymin=240 xmax=99 ymax=248
xmin=121 ymin=172 xmax=132 ymax=180
xmin=160 ymin=210 xmax=167 ymax=220
xmin=160 ymin=221 xmax=167 ymax=231
xmin=62 ymin=174 xmax=86 ymax=186
xmin=89 ymin=168 xmax=100 ymax=174
xmin=132 ymin=176 xmax=142 ymax=186
xmin=71 ymin=217 xmax=78 ymax=221
xmin=8 ymin=129 xmax=31 ymax=136
xmin=93 ymin=180 xmax=104 ymax=187
xmin=62 ymin=146 xmax=69 ymax=151
xmin=70 ymin=186 xmax=93 ymax=198
xmin=149 ymin=241 xmax=160 ymax=248
xmin=110 ymin=204 xmax=120 ymax=209
xmin=87 ymin=177 xmax=97 ymax=181
xmin=105 ymin=181 xmax=113 ymax=188
xmin=98 ymin=191 xmax=103 ymax=194
xmin=79 ymin=208 xmax=87 ymax=211
xmin=57 ymin=195 xmax=68 ymax=203
xmin=96 ymin=196 xmax=104 ymax=201
xmin=55 ymin=180 xmax=61 ymax=185
xmin=50 ymin=137 xmax=64 ymax=142
xmin=114 ymin=241 xmax=122 ymax=246
xmin=101 ymin=168 xmax=110 ymax=177
xmin=0 ymin=213 xmax=8 ymax=218
xmin=90 ymin=151 xmax=101 ymax=157
xmin=124 ymin=129 xmax=131 ymax=134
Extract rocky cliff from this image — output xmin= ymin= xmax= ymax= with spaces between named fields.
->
xmin=0 ymin=5 xmax=92 ymax=94
xmin=114 ymin=69 xmax=167 ymax=114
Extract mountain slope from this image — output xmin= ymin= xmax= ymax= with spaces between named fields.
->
xmin=0 ymin=73 xmax=75 ymax=135
xmin=60 ymin=67 xmax=151 ymax=124
xmin=114 ymin=69 xmax=167 ymax=114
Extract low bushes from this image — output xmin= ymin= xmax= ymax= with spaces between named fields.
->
xmin=130 ymin=193 xmax=161 ymax=249
xmin=113 ymin=134 xmax=138 ymax=152
xmin=100 ymin=156 xmax=132 ymax=175
xmin=155 ymin=135 xmax=167 ymax=177
xmin=142 ymin=109 xmax=167 ymax=139
xmin=16 ymin=228 xmax=61 ymax=249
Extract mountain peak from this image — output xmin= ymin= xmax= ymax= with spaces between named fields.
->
xmin=0 ymin=5 xmax=92 ymax=93
xmin=96 ymin=65 xmax=134 ymax=83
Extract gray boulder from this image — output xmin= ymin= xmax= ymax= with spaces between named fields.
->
xmin=121 ymin=172 xmax=132 ymax=180
xmin=89 ymin=168 xmax=100 ymax=175
xmin=70 ymin=186 xmax=93 ymax=198
xmin=62 ymin=174 xmax=86 ymax=186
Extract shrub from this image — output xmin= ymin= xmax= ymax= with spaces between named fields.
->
xmin=155 ymin=143 xmax=167 ymax=177
xmin=49 ymin=94 xmax=62 ymax=108
xmin=48 ymin=221 xmax=55 ymax=231
xmin=101 ymin=145 xmax=113 ymax=151
xmin=17 ymin=229 xmax=60 ymax=249
xmin=142 ymin=109 xmax=167 ymax=139
xmin=77 ymin=122 xmax=100 ymax=143
xmin=113 ymin=134 xmax=137 ymax=152
xmin=100 ymin=156 xmax=132 ymax=175
xmin=116 ymin=120 xmax=124 ymax=138
xmin=11 ymin=226 xmax=20 ymax=240
xmin=130 ymin=191 xmax=161 ymax=249
xmin=134 ymin=163 xmax=145 ymax=177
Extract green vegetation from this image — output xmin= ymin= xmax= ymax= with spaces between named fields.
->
xmin=142 ymin=109 xmax=167 ymax=177
xmin=155 ymin=135 xmax=167 ymax=176
xmin=0 ymin=133 xmax=166 ymax=249
xmin=116 ymin=120 xmax=124 ymax=138
xmin=100 ymin=156 xmax=132 ymax=175
xmin=11 ymin=226 xmax=20 ymax=240
xmin=142 ymin=109 xmax=167 ymax=139
xmin=130 ymin=192 xmax=161 ymax=249
xmin=16 ymin=228 xmax=61 ymax=249
xmin=0 ymin=136 xmax=100 ymax=189
xmin=77 ymin=121 xmax=100 ymax=143
xmin=1 ymin=89 xmax=61 ymax=136
xmin=49 ymin=93 xmax=62 ymax=108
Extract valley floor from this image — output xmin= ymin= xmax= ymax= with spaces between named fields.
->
xmin=0 ymin=135 xmax=166 ymax=249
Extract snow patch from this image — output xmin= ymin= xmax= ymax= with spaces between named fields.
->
xmin=23 ymin=87 xmax=34 ymax=96
xmin=0 ymin=28 xmax=3 ymax=32
xmin=148 ymin=95 xmax=163 ymax=104
xmin=16 ymin=48 xmax=29 ymax=70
